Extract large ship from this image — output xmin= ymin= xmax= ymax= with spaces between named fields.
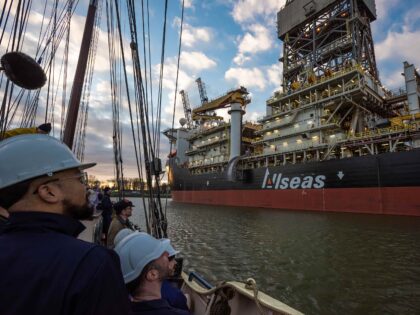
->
xmin=164 ymin=0 xmax=420 ymax=216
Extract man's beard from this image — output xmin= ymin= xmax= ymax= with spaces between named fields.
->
xmin=62 ymin=197 xmax=93 ymax=220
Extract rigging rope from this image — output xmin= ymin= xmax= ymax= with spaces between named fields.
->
xmin=153 ymin=0 xmax=168 ymax=153
xmin=165 ymin=0 xmax=185 ymax=214
xmin=106 ymin=0 xmax=125 ymax=197
xmin=0 ymin=0 xmax=80 ymax=134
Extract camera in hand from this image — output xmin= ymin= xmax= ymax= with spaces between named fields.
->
xmin=173 ymin=257 xmax=183 ymax=278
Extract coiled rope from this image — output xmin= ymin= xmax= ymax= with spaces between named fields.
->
xmin=245 ymin=278 xmax=268 ymax=315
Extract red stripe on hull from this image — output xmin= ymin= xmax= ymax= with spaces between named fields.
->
xmin=172 ymin=187 xmax=420 ymax=216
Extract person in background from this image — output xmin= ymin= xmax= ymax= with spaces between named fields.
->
xmin=87 ymin=186 xmax=100 ymax=212
xmin=161 ymin=242 xmax=189 ymax=311
xmin=114 ymin=231 xmax=190 ymax=315
xmin=0 ymin=134 xmax=130 ymax=315
xmin=100 ymin=186 xmax=113 ymax=243
xmin=107 ymin=199 xmax=136 ymax=248
xmin=0 ymin=122 xmax=52 ymax=140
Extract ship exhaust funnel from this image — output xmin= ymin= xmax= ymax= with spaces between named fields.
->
xmin=403 ymin=61 xmax=420 ymax=115
xmin=228 ymin=103 xmax=245 ymax=161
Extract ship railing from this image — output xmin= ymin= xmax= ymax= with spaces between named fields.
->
xmin=272 ymin=64 xmax=364 ymax=100
xmin=388 ymin=87 xmax=407 ymax=97
xmin=193 ymin=136 xmax=227 ymax=149
xmin=348 ymin=124 xmax=419 ymax=140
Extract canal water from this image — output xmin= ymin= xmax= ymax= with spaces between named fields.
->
xmin=129 ymin=198 xmax=420 ymax=315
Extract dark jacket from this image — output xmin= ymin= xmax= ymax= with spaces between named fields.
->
xmin=0 ymin=212 xmax=130 ymax=315
xmin=161 ymin=280 xmax=189 ymax=310
xmin=131 ymin=299 xmax=191 ymax=315
xmin=0 ymin=214 xmax=8 ymax=225
xmin=100 ymin=194 xmax=113 ymax=233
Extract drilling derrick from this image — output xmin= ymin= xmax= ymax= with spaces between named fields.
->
xmin=280 ymin=0 xmax=378 ymax=88
xmin=196 ymin=77 xmax=209 ymax=104
xmin=266 ymin=0 xmax=390 ymax=146
xmin=179 ymin=90 xmax=193 ymax=129
xmin=258 ymin=0 xmax=420 ymax=162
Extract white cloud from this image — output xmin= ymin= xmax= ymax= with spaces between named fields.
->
xmin=244 ymin=109 xmax=264 ymax=123
xmin=380 ymin=69 xmax=405 ymax=89
xmin=154 ymin=62 xmax=193 ymax=91
xmin=266 ymin=63 xmax=282 ymax=88
xmin=225 ymin=67 xmax=266 ymax=90
xmin=231 ymin=0 xmax=286 ymax=24
xmin=234 ymin=24 xmax=273 ymax=65
xmin=375 ymin=0 xmax=399 ymax=19
xmin=184 ymin=0 xmax=193 ymax=9
xmin=181 ymin=51 xmax=217 ymax=71
xmin=375 ymin=29 xmax=420 ymax=65
xmin=233 ymin=54 xmax=251 ymax=65
xmin=176 ymin=20 xmax=213 ymax=48
xmin=152 ymin=59 xmax=196 ymax=128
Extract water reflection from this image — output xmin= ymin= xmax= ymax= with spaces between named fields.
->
xmin=130 ymin=198 xmax=420 ymax=315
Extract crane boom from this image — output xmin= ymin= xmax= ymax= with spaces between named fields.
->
xmin=192 ymin=86 xmax=250 ymax=118
xmin=179 ymin=90 xmax=193 ymax=129
xmin=196 ymin=77 xmax=208 ymax=104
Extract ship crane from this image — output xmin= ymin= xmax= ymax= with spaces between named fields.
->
xmin=192 ymin=86 xmax=250 ymax=121
xmin=179 ymin=90 xmax=193 ymax=129
xmin=196 ymin=77 xmax=209 ymax=104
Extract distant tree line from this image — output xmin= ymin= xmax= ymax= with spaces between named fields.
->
xmin=87 ymin=175 xmax=169 ymax=193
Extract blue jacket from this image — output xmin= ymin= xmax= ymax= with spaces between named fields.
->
xmin=130 ymin=299 xmax=191 ymax=315
xmin=161 ymin=280 xmax=189 ymax=310
xmin=0 ymin=212 xmax=130 ymax=315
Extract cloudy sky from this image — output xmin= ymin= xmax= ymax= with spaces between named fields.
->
xmin=3 ymin=0 xmax=420 ymax=181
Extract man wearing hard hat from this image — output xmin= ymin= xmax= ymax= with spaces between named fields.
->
xmin=114 ymin=231 xmax=190 ymax=315
xmin=0 ymin=134 xmax=130 ymax=315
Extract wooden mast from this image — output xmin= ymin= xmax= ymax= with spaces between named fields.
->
xmin=63 ymin=0 xmax=98 ymax=148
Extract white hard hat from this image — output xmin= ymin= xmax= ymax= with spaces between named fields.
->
xmin=114 ymin=232 xmax=170 ymax=283
xmin=0 ymin=134 xmax=96 ymax=189
xmin=160 ymin=239 xmax=180 ymax=257
xmin=114 ymin=228 xmax=135 ymax=247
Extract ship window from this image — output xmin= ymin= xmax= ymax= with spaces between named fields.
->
xmin=294 ymin=124 xmax=299 ymax=128
xmin=297 ymin=139 xmax=302 ymax=144
xmin=283 ymin=142 xmax=288 ymax=147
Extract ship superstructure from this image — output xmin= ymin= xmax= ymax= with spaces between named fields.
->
xmin=164 ymin=0 xmax=420 ymax=216
xmin=244 ymin=0 xmax=420 ymax=168
xmin=165 ymin=82 xmax=261 ymax=175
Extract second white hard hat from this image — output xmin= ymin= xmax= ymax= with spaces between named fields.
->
xmin=114 ymin=231 xmax=170 ymax=283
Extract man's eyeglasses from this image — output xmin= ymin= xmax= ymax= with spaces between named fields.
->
xmin=168 ymin=255 xmax=175 ymax=262
xmin=33 ymin=172 xmax=88 ymax=194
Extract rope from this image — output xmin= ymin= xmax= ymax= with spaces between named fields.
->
xmin=245 ymin=278 xmax=268 ymax=315
xmin=153 ymin=0 xmax=168 ymax=151
xmin=165 ymin=0 xmax=185 ymax=213
xmin=60 ymin=1 xmax=72 ymax=139
xmin=0 ymin=0 xmax=80 ymax=132
xmin=106 ymin=0 xmax=126 ymax=197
